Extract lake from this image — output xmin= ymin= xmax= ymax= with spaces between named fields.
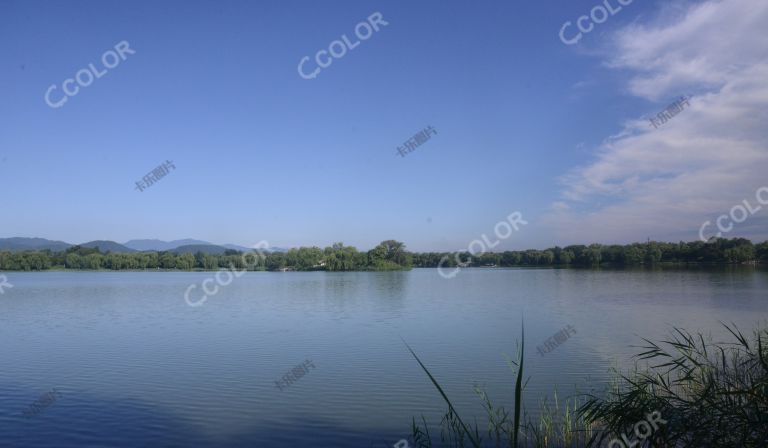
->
xmin=1 ymin=267 xmax=766 ymax=447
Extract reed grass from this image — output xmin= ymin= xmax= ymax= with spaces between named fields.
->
xmin=404 ymin=325 xmax=594 ymax=447
xmin=404 ymin=322 xmax=768 ymax=447
xmin=579 ymin=322 xmax=768 ymax=447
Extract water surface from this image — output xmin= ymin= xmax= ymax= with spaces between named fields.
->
xmin=1 ymin=267 xmax=766 ymax=447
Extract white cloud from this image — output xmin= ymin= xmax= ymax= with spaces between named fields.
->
xmin=551 ymin=201 xmax=571 ymax=211
xmin=608 ymin=0 xmax=768 ymax=100
xmin=550 ymin=0 xmax=768 ymax=244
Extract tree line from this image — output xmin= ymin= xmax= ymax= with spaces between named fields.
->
xmin=0 ymin=240 xmax=413 ymax=272
xmin=0 ymin=238 xmax=766 ymax=272
xmin=415 ymin=238 xmax=768 ymax=268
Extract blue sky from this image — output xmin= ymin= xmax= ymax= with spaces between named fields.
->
xmin=2 ymin=0 xmax=767 ymax=251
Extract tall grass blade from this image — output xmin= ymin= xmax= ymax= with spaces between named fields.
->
xmin=402 ymin=339 xmax=482 ymax=448
xmin=513 ymin=322 xmax=524 ymax=448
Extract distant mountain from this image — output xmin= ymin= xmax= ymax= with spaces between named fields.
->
xmin=173 ymin=243 xmax=286 ymax=254
xmin=222 ymin=243 xmax=256 ymax=252
xmin=0 ymin=237 xmax=71 ymax=252
xmin=223 ymin=244 xmax=288 ymax=253
xmin=0 ymin=237 xmax=285 ymax=254
xmin=123 ymin=239 xmax=211 ymax=251
xmin=79 ymin=240 xmax=136 ymax=253
xmin=172 ymin=244 xmax=229 ymax=255
xmin=125 ymin=239 xmax=279 ymax=253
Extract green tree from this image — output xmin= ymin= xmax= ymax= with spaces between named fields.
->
xmin=160 ymin=253 xmax=177 ymax=269
xmin=176 ymin=253 xmax=195 ymax=270
xmin=644 ymin=242 xmax=663 ymax=264
xmin=65 ymin=253 xmax=82 ymax=269
xmin=84 ymin=253 xmax=103 ymax=269
xmin=369 ymin=240 xmax=412 ymax=269
xmin=265 ymin=252 xmax=286 ymax=271
xmin=622 ymin=246 xmax=643 ymax=265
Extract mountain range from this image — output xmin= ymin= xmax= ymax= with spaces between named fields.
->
xmin=0 ymin=237 xmax=283 ymax=253
xmin=0 ymin=237 xmax=72 ymax=252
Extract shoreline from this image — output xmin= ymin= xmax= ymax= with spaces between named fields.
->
xmin=1 ymin=261 xmax=765 ymax=273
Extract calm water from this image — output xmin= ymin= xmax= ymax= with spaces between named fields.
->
xmin=1 ymin=267 xmax=766 ymax=447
